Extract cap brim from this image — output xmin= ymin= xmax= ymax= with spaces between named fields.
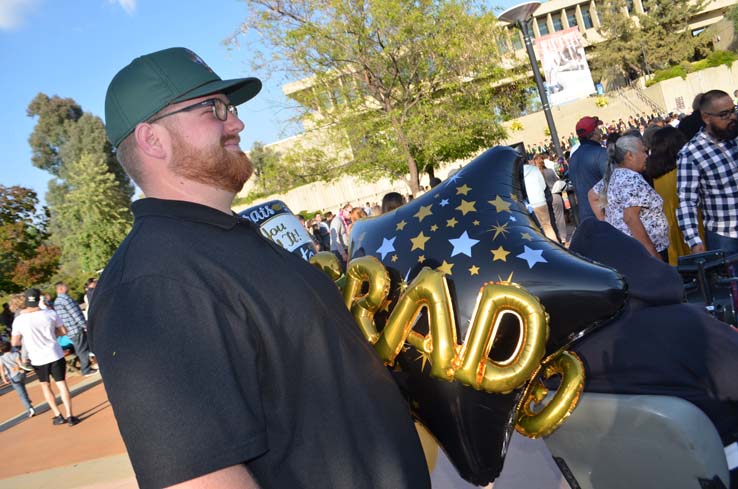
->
xmin=174 ymin=77 xmax=262 ymax=106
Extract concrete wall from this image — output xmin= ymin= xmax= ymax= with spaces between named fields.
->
xmin=236 ymin=61 xmax=738 ymax=215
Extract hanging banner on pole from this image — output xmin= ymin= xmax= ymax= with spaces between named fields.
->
xmin=534 ymin=27 xmax=596 ymax=106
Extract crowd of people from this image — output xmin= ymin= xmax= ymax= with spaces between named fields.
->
xmin=301 ymin=190 xmax=419 ymax=267
xmin=296 ymin=109 xmax=701 ymax=258
xmin=0 ymin=280 xmax=99 ymax=425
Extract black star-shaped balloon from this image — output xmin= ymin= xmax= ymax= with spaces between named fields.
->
xmin=349 ymin=146 xmax=626 ymax=485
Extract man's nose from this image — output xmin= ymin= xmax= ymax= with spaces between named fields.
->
xmin=226 ymin=111 xmax=245 ymax=133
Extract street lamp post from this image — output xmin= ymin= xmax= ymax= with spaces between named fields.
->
xmin=500 ymin=2 xmax=563 ymax=159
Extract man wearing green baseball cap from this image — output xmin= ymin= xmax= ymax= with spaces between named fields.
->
xmin=89 ymin=48 xmax=430 ymax=489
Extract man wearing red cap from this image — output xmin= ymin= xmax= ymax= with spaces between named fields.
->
xmin=569 ymin=116 xmax=608 ymax=222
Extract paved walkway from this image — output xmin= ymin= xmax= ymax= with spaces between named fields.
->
xmin=0 ymin=369 xmax=136 ymax=489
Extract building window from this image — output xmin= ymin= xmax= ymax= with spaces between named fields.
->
xmin=581 ymin=5 xmax=594 ymax=29
xmin=537 ymin=17 xmax=549 ymax=35
xmin=552 ymin=14 xmax=563 ymax=31
xmin=511 ymin=31 xmax=523 ymax=50
xmin=566 ymin=8 xmax=578 ymax=27
xmin=315 ymin=88 xmax=332 ymax=111
xmin=497 ymin=34 xmax=510 ymax=54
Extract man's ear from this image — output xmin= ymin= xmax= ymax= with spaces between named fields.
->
xmin=133 ymin=123 xmax=167 ymax=159
xmin=700 ymin=109 xmax=711 ymax=126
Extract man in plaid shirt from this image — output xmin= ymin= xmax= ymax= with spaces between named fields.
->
xmin=54 ymin=282 xmax=98 ymax=376
xmin=677 ymin=90 xmax=738 ymax=254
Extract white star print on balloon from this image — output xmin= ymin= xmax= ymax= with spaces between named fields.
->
xmin=449 ymin=231 xmax=480 ymax=258
xmin=376 ymin=237 xmax=396 ymax=260
xmin=516 ymin=245 xmax=547 ymax=269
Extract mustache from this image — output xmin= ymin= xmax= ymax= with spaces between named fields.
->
xmin=221 ymin=136 xmax=241 ymax=146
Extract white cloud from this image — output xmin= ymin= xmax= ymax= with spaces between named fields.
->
xmin=112 ymin=0 xmax=136 ymax=15
xmin=0 ymin=0 xmax=41 ymax=31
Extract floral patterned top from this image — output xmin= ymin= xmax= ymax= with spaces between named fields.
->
xmin=592 ymin=167 xmax=670 ymax=252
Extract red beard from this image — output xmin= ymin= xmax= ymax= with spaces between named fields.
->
xmin=169 ymin=133 xmax=253 ymax=193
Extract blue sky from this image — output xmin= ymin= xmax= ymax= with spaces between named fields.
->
xmin=0 ymin=0 xmax=519 ymax=204
xmin=0 ymin=0 xmax=300 ymax=202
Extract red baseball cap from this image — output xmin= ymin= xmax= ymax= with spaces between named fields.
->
xmin=575 ymin=116 xmax=603 ymax=137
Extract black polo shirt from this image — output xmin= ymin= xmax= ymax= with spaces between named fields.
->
xmin=89 ymin=198 xmax=430 ymax=489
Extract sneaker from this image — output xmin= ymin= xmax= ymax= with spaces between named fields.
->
xmin=67 ymin=416 xmax=80 ymax=426
xmin=52 ymin=415 xmax=66 ymax=425
xmin=83 ymin=370 xmax=99 ymax=377
xmin=19 ymin=364 xmax=33 ymax=372
xmin=28 ymin=408 xmax=36 ymax=418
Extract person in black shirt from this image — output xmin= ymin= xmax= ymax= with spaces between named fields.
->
xmin=90 ymin=47 xmax=430 ymax=489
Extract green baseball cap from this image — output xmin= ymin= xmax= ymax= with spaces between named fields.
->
xmin=105 ymin=47 xmax=262 ymax=147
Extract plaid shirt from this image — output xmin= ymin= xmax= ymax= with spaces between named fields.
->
xmin=676 ymin=128 xmax=738 ymax=248
xmin=53 ymin=293 xmax=86 ymax=337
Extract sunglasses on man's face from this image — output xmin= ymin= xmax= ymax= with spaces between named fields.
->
xmin=704 ymin=106 xmax=738 ymax=120
xmin=148 ymin=98 xmax=238 ymax=124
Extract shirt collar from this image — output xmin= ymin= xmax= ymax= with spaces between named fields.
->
xmin=579 ymin=138 xmax=603 ymax=147
xmin=697 ymin=127 xmax=738 ymax=148
xmin=131 ymin=198 xmax=248 ymax=230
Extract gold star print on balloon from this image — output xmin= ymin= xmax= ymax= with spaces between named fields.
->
xmin=473 ymin=220 xmax=480 ymax=226
xmin=468 ymin=265 xmax=480 ymax=276
xmin=398 ymin=278 xmax=409 ymax=293
xmin=446 ymin=217 xmax=458 ymax=228
xmin=396 ymin=220 xmax=407 ymax=231
xmin=456 ymin=200 xmax=477 ymax=216
xmin=456 ymin=184 xmax=471 ymax=196
xmin=410 ymin=231 xmax=431 ymax=251
xmin=521 ymin=232 xmax=534 ymax=241
xmin=489 ymin=222 xmax=509 ymax=240
xmin=488 ymin=195 xmax=511 ymax=214
xmin=416 ymin=349 xmax=432 ymax=372
xmin=418 ymin=255 xmax=426 ymax=263
xmin=497 ymin=271 xmax=515 ymax=284
xmin=509 ymin=194 xmax=519 ymax=202
xmin=437 ymin=260 xmax=454 ymax=275
xmin=491 ymin=246 xmax=510 ymax=262
xmin=271 ymin=203 xmax=283 ymax=211
xmin=414 ymin=205 xmax=433 ymax=223
xmin=430 ymin=224 xmax=439 ymax=232
xmin=391 ymin=255 xmax=398 ymax=262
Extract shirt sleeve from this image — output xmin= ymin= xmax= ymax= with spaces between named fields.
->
xmin=676 ymin=148 xmax=703 ymax=248
xmin=89 ymin=276 xmax=268 ymax=489
xmin=597 ymin=149 xmax=609 ymax=177
xmin=51 ymin=311 xmax=63 ymax=328
xmin=623 ymin=173 xmax=655 ymax=209
xmin=330 ymin=220 xmax=346 ymax=253
xmin=11 ymin=316 xmax=22 ymax=338
xmin=61 ymin=296 xmax=87 ymax=328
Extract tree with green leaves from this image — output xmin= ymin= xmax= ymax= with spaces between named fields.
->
xmin=591 ymin=0 xmax=709 ymax=83
xmin=53 ymin=154 xmax=132 ymax=274
xmin=26 ymin=93 xmax=133 ymax=278
xmin=232 ymin=0 xmax=530 ymax=195
xmin=0 ymin=186 xmax=61 ymax=294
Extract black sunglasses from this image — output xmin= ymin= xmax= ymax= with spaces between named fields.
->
xmin=148 ymin=98 xmax=237 ymax=123
xmin=704 ymin=106 xmax=738 ymax=120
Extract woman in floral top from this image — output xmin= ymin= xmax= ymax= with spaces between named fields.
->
xmin=588 ymin=133 xmax=670 ymax=260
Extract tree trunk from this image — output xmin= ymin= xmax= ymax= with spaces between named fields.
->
xmin=389 ymin=114 xmax=420 ymax=197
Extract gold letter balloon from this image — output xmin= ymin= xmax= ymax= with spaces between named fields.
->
xmin=313 ymin=146 xmax=627 ymax=485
